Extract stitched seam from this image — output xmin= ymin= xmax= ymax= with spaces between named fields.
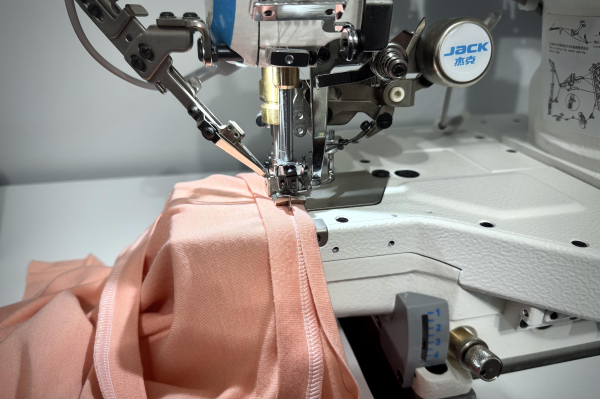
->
xmin=93 ymin=231 xmax=146 ymax=399
xmin=94 ymin=260 xmax=120 ymax=399
xmin=290 ymin=213 xmax=324 ymax=399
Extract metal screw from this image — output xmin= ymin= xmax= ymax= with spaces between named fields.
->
xmin=360 ymin=120 xmax=372 ymax=132
xmin=138 ymin=44 xmax=154 ymax=61
xmin=200 ymin=125 xmax=217 ymax=141
xmin=187 ymin=105 xmax=202 ymax=120
xmin=285 ymin=55 xmax=294 ymax=65
xmin=130 ymin=55 xmax=146 ymax=72
xmin=183 ymin=12 xmax=198 ymax=18
xmin=160 ymin=12 xmax=175 ymax=18
xmin=522 ymin=309 xmax=529 ymax=317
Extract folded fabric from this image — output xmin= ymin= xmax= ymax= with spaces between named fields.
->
xmin=0 ymin=174 xmax=360 ymax=399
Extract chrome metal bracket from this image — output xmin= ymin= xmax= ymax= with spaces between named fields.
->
xmin=73 ymin=1 xmax=266 ymax=176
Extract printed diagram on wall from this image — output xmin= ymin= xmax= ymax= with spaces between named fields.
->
xmin=549 ymin=20 xmax=589 ymax=44
xmin=548 ymin=60 xmax=600 ymax=129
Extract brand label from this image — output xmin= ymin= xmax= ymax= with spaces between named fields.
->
xmin=443 ymin=42 xmax=489 ymax=57
xmin=439 ymin=23 xmax=492 ymax=83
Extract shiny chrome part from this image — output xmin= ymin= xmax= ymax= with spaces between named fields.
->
xmin=416 ymin=17 xmax=495 ymax=87
xmin=313 ymin=218 xmax=329 ymax=247
xmin=271 ymin=125 xmax=280 ymax=167
xmin=278 ymin=88 xmax=294 ymax=162
xmin=464 ymin=345 xmax=502 ymax=382
xmin=156 ymin=16 xmax=214 ymax=67
xmin=310 ymin=81 xmax=329 ymax=186
xmin=438 ymin=87 xmax=453 ymax=129
xmin=449 ymin=326 xmax=503 ymax=382
xmin=292 ymin=82 xmax=312 ymax=137
xmin=371 ymin=43 xmax=408 ymax=81
xmin=483 ymin=10 xmax=503 ymax=31
xmin=252 ymin=0 xmax=346 ymax=22
xmin=72 ymin=1 xmax=265 ymax=175
xmin=305 ymin=171 xmax=388 ymax=211
xmin=339 ymin=25 xmax=359 ymax=62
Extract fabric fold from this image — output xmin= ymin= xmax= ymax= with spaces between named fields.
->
xmin=0 ymin=174 xmax=360 ymax=399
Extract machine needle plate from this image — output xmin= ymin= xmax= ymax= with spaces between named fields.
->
xmin=305 ymin=171 xmax=388 ymax=211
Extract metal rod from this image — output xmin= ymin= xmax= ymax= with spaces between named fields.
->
xmin=271 ymin=124 xmax=279 ymax=168
xmin=438 ymin=87 xmax=453 ymax=130
xmin=278 ymin=88 xmax=294 ymax=162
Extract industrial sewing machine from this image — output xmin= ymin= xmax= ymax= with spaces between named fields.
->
xmin=66 ymin=0 xmax=600 ymax=397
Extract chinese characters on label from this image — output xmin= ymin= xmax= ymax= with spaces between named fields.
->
xmin=454 ymin=56 xmax=476 ymax=66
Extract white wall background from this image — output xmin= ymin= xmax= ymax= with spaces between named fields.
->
xmin=0 ymin=0 xmax=541 ymax=185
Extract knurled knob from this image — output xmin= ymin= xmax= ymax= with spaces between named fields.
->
xmin=463 ymin=344 xmax=502 ymax=381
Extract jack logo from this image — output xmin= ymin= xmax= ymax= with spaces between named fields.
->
xmin=444 ymin=42 xmax=489 ymax=57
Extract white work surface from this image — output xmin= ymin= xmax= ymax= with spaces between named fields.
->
xmin=1 ymin=169 xmax=600 ymax=398
xmin=0 ymin=172 xmax=212 ymax=306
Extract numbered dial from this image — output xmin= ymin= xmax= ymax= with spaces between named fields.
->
xmin=380 ymin=292 xmax=450 ymax=388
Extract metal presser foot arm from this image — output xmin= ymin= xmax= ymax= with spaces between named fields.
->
xmin=71 ymin=0 xmax=266 ymax=176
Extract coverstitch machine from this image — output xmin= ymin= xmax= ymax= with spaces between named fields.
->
xmin=66 ymin=0 xmax=600 ymax=397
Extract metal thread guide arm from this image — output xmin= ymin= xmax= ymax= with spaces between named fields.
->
xmin=72 ymin=0 xmax=266 ymax=176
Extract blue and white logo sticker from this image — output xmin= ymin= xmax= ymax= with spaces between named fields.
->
xmin=439 ymin=23 xmax=492 ymax=83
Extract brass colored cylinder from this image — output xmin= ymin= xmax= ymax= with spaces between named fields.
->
xmin=260 ymin=67 xmax=280 ymax=125
xmin=448 ymin=326 xmax=479 ymax=359
xmin=273 ymin=67 xmax=299 ymax=89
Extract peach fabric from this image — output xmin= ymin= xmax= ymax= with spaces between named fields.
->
xmin=0 ymin=174 xmax=360 ymax=399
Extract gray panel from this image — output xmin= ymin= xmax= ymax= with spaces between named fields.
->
xmin=380 ymin=292 xmax=450 ymax=388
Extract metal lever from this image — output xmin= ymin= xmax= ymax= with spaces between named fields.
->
xmin=73 ymin=0 xmax=266 ymax=176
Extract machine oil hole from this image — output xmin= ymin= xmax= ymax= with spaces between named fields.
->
xmin=388 ymin=241 xmax=395 ymax=247
xmin=519 ymin=320 xmax=528 ymax=328
xmin=571 ymin=240 xmax=588 ymax=248
xmin=125 ymin=34 xmax=133 ymax=42
xmin=395 ymin=170 xmax=420 ymax=178
xmin=263 ymin=10 xmax=273 ymax=17
xmin=325 ymin=9 xmax=334 ymax=15
xmin=360 ymin=159 xmax=371 ymax=163
xmin=336 ymin=217 xmax=348 ymax=223
xmin=372 ymin=169 xmax=390 ymax=178
xmin=425 ymin=364 xmax=448 ymax=375
xmin=507 ymin=149 xmax=517 ymax=153
xmin=475 ymin=135 xmax=485 ymax=139
xmin=480 ymin=222 xmax=494 ymax=228
xmin=332 ymin=247 xmax=339 ymax=253
xmin=550 ymin=312 xmax=558 ymax=320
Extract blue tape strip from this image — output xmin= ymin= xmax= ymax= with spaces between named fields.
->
xmin=210 ymin=0 xmax=236 ymax=46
